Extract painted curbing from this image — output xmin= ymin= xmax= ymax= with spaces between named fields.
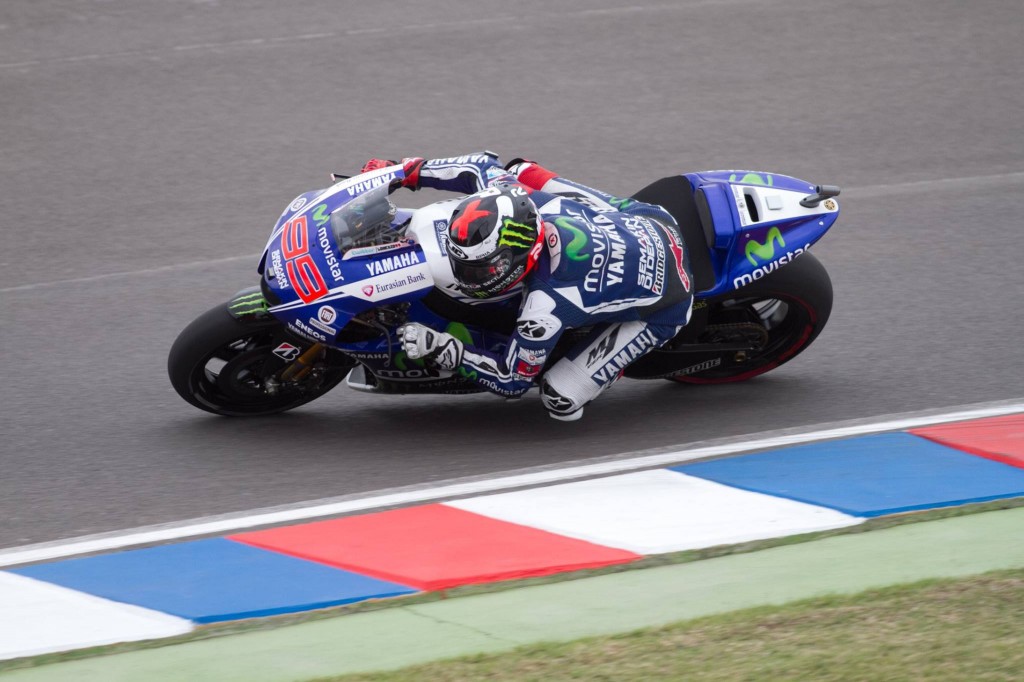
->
xmin=3 ymin=507 xmax=1023 ymax=681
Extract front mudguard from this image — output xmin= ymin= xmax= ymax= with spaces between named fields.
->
xmin=225 ymin=286 xmax=275 ymax=322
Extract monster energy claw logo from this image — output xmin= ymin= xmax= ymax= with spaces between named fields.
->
xmin=497 ymin=219 xmax=537 ymax=248
xmin=744 ymin=227 xmax=786 ymax=265
xmin=228 ymin=292 xmax=268 ymax=315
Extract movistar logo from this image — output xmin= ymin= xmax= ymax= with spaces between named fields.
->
xmin=730 ymin=172 xmax=774 ymax=186
xmin=497 ymin=220 xmax=537 ymax=248
xmin=311 ymin=204 xmax=330 ymax=227
xmin=228 ymin=292 xmax=268 ymax=315
xmin=554 ymin=217 xmax=589 ymax=261
xmin=745 ymin=227 xmax=786 ymax=265
xmin=609 ymin=197 xmax=634 ymax=210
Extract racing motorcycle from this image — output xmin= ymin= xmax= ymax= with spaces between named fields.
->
xmin=168 ymin=163 xmax=840 ymax=416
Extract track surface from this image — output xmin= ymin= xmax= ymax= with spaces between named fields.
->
xmin=2 ymin=0 xmax=1022 ymax=547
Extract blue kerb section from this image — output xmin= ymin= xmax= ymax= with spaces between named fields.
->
xmin=10 ymin=538 xmax=417 ymax=623
xmin=674 ymin=433 xmax=1024 ymax=517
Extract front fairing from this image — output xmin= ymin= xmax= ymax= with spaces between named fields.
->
xmin=259 ymin=165 xmax=435 ymax=344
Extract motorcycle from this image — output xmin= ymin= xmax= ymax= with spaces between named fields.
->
xmin=168 ymin=163 xmax=840 ymax=416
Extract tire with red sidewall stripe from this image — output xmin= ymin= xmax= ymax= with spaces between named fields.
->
xmin=670 ymin=253 xmax=833 ymax=384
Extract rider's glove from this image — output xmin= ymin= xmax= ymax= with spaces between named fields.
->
xmin=504 ymin=157 xmax=534 ymax=173
xmin=397 ymin=323 xmax=463 ymax=371
xmin=360 ymin=157 xmax=425 ymax=192
xmin=360 ymin=158 xmax=397 ymax=173
xmin=399 ymin=157 xmax=425 ymax=190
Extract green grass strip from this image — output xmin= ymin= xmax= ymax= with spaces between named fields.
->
xmin=327 ymin=569 xmax=1024 ymax=682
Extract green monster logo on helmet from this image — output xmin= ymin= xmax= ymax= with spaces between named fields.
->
xmin=497 ymin=219 xmax=537 ymax=249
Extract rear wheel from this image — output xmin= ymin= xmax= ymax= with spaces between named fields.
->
xmin=168 ymin=305 xmax=353 ymax=416
xmin=670 ymin=253 xmax=832 ymax=383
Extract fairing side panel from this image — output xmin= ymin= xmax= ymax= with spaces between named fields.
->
xmin=683 ymin=171 xmax=839 ymax=297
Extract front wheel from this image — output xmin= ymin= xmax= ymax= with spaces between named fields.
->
xmin=670 ymin=253 xmax=833 ymax=383
xmin=168 ymin=304 xmax=353 ymax=416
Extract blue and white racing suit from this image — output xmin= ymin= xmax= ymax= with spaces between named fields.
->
xmin=416 ymin=152 xmax=694 ymax=418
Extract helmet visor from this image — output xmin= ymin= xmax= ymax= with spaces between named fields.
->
xmin=450 ymin=249 xmax=513 ymax=291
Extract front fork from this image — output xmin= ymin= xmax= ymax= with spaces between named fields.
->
xmin=280 ymin=344 xmax=325 ymax=382
xmin=225 ymin=287 xmax=338 ymax=394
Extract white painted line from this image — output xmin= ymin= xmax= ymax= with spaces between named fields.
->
xmin=844 ymin=171 xmax=1024 ymax=198
xmin=1 ymin=399 xmax=1020 ymax=568
xmin=0 ymin=254 xmax=259 ymax=294
xmin=4 ymin=170 xmax=1022 ymax=295
xmin=0 ymin=2 xmax=758 ymax=71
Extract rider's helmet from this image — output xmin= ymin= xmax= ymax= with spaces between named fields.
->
xmin=446 ymin=185 xmax=543 ymax=297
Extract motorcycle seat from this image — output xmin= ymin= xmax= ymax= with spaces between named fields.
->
xmin=631 ymin=176 xmax=716 ymax=292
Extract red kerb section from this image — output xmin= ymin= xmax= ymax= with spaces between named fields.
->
xmin=910 ymin=414 xmax=1024 ymax=469
xmin=230 ymin=504 xmax=639 ymax=591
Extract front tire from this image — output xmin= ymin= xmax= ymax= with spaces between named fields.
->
xmin=168 ymin=305 xmax=352 ymax=416
xmin=671 ymin=253 xmax=833 ymax=383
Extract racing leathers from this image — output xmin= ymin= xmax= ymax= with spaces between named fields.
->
xmin=399 ymin=152 xmax=694 ymax=420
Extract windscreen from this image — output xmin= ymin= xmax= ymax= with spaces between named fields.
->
xmin=330 ymin=183 xmax=400 ymax=251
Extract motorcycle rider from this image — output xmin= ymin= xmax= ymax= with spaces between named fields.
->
xmin=364 ymin=152 xmax=694 ymax=421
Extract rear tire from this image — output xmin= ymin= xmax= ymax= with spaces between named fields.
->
xmin=670 ymin=253 xmax=833 ymax=383
xmin=168 ymin=304 xmax=352 ymax=416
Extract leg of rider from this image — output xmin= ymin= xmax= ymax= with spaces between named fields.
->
xmin=541 ymin=318 xmax=685 ymax=421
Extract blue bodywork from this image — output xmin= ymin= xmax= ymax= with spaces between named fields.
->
xmin=253 ymin=166 xmax=503 ymax=382
xmin=683 ymin=171 xmax=838 ymax=296
xmin=247 ymin=167 xmax=838 ymax=386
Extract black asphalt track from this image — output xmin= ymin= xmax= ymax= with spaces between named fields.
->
xmin=1 ymin=0 xmax=1022 ymax=547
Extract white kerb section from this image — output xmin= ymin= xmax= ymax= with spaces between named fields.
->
xmin=448 ymin=469 xmax=862 ymax=555
xmin=0 ymin=573 xmax=193 ymax=661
